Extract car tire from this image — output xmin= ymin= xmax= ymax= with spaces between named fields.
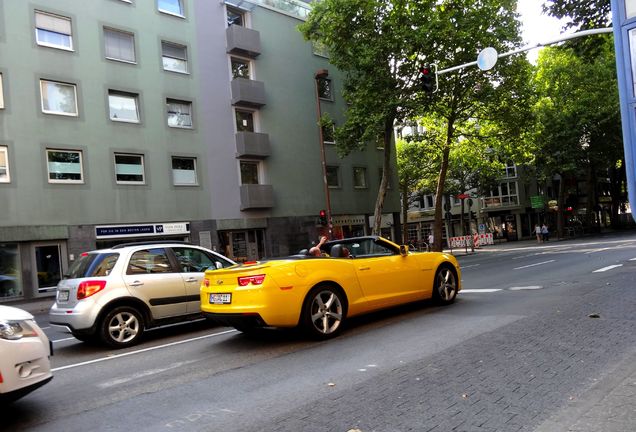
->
xmin=99 ymin=306 xmax=145 ymax=348
xmin=432 ymin=265 xmax=458 ymax=305
xmin=301 ymin=285 xmax=346 ymax=340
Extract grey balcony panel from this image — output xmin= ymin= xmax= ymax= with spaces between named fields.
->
xmin=235 ymin=132 xmax=271 ymax=158
xmin=226 ymin=25 xmax=261 ymax=57
xmin=231 ymin=78 xmax=266 ymax=107
xmin=240 ymin=184 xmax=274 ymax=210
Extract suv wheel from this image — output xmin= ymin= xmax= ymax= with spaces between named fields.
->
xmin=99 ymin=306 xmax=145 ymax=348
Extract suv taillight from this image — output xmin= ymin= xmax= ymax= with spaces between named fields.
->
xmin=237 ymin=274 xmax=266 ymax=286
xmin=77 ymin=280 xmax=107 ymax=300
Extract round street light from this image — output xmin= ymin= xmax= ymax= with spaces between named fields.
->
xmin=477 ymin=47 xmax=498 ymax=71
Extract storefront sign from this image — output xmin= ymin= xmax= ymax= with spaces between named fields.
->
xmin=95 ymin=222 xmax=190 ymax=239
xmin=530 ymin=195 xmax=545 ymax=209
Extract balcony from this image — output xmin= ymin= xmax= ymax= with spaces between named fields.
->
xmin=240 ymin=184 xmax=274 ymax=210
xmin=226 ymin=25 xmax=261 ymax=57
xmin=235 ymin=132 xmax=271 ymax=159
xmin=231 ymin=78 xmax=266 ymax=107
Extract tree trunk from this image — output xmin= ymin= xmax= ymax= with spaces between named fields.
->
xmin=433 ymin=123 xmax=454 ymax=252
xmin=556 ymin=174 xmax=564 ymax=239
xmin=400 ymin=178 xmax=410 ymax=244
xmin=373 ymin=118 xmax=395 ymax=235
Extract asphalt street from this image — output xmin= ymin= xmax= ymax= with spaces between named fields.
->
xmin=3 ymin=231 xmax=636 ymax=432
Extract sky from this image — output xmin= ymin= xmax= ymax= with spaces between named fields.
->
xmin=516 ymin=0 xmax=572 ymax=63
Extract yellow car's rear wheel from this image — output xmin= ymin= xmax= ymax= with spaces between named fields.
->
xmin=302 ymin=285 xmax=346 ymax=339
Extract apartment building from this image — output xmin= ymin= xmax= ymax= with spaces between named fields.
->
xmin=0 ymin=0 xmax=400 ymax=301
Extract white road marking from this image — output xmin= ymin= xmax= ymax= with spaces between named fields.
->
xmin=585 ymin=247 xmax=612 ymax=254
xmin=514 ymin=260 xmax=555 ymax=270
xmin=593 ymin=264 xmax=623 ymax=273
xmin=629 ymin=258 xmax=636 ymax=261
xmin=51 ymin=329 xmax=237 ymax=372
xmin=459 ymin=289 xmax=502 ymax=293
xmin=508 ymin=286 xmax=544 ymax=291
xmin=460 ymin=264 xmax=481 ymax=269
xmin=98 ymin=360 xmax=198 ymax=388
xmin=52 ymin=337 xmax=77 ymax=343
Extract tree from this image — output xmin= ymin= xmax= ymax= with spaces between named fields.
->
xmin=532 ymin=37 xmax=622 ymax=235
xmin=300 ymin=0 xmax=534 ymax=247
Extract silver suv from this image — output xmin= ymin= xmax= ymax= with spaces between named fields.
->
xmin=49 ymin=242 xmax=235 ymax=348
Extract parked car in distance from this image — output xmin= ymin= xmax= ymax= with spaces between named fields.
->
xmin=0 ymin=305 xmax=53 ymax=402
xmin=49 ymin=241 xmax=236 ymax=348
xmin=201 ymin=236 xmax=461 ymax=339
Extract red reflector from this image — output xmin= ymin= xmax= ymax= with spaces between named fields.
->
xmin=77 ymin=280 xmax=107 ymax=300
xmin=280 ymin=286 xmax=293 ymax=291
xmin=243 ymin=261 xmax=258 ymax=265
xmin=238 ymin=274 xmax=266 ymax=286
xmin=203 ymin=279 xmax=210 ymax=287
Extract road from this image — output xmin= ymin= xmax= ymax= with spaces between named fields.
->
xmin=4 ymin=231 xmax=636 ymax=432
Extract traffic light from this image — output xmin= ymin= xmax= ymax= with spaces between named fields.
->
xmin=319 ymin=209 xmax=327 ymax=226
xmin=419 ymin=66 xmax=434 ymax=93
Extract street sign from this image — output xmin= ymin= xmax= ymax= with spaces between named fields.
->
xmin=530 ymin=195 xmax=545 ymax=209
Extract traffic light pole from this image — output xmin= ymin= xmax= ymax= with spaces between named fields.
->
xmin=435 ymin=28 xmax=613 ymax=77
xmin=314 ymin=69 xmax=333 ymax=238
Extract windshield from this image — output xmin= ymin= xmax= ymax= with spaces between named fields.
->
xmin=65 ymin=253 xmax=120 ymax=278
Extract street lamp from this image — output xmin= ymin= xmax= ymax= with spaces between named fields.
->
xmin=314 ymin=68 xmax=333 ymax=238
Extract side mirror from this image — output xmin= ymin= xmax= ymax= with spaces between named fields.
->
xmin=215 ymin=261 xmax=223 ymax=269
xmin=399 ymin=245 xmax=409 ymax=256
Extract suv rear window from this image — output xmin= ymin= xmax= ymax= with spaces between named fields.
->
xmin=65 ymin=253 xmax=120 ymax=278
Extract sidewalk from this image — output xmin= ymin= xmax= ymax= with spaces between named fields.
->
xmin=3 ymin=296 xmax=55 ymax=315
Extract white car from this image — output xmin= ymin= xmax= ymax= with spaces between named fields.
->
xmin=0 ymin=305 xmax=53 ymax=402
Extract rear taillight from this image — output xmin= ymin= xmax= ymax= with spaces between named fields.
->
xmin=77 ymin=280 xmax=107 ymax=300
xmin=237 ymin=274 xmax=266 ymax=286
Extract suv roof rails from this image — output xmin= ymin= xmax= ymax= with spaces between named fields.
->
xmin=111 ymin=240 xmax=194 ymax=249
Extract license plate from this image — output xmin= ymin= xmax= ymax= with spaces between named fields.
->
xmin=210 ymin=293 xmax=231 ymax=304
xmin=58 ymin=290 xmax=69 ymax=302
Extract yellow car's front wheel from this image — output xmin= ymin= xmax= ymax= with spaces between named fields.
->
xmin=302 ymin=285 xmax=347 ymax=340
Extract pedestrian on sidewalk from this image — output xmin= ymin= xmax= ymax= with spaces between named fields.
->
xmin=541 ymin=224 xmax=549 ymax=242
xmin=535 ymin=224 xmax=542 ymax=243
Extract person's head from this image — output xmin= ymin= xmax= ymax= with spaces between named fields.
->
xmin=309 ymin=246 xmax=321 ymax=256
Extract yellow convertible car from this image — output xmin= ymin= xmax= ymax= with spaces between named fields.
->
xmin=200 ymin=236 xmax=461 ymax=339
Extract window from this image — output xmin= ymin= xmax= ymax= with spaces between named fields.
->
xmin=235 ymin=109 xmax=254 ymax=132
xmin=166 ymin=99 xmax=192 ymax=128
xmin=158 ymin=0 xmax=184 ymax=17
xmin=317 ymin=77 xmax=332 ymax=100
xmin=353 ymin=167 xmax=367 ymax=189
xmin=104 ymin=28 xmax=136 ymax=63
xmin=326 ymin=165 xmax=340 ymax=188
xmin=46 ymin=149 xmax=83 ymax=183
xmin=322 ymin=124 xmax=335 ymax=144
xmin=173 ymin=247 xmax=233 ymax=272
xmin=172 ymin=156 xmax=197 ymax=185
xmin=0 ymin=73 xmax=4 ymax=109
xmin=108 ymin=90 xmax=140 ymax=123
xmin=35 ymin=11 xmax=72 ymax=50
xmin=239 ymin=161 xmax=259 ymax=185
xmin=483 ymin=181 xmax=519 ymax=208
xmin=503 ymin=163 xmax=517 ymax=178
xmin=0 ymin=146 xmax=10 ymax=183
xmin=127 ymin=249 xmax=172 ymax=274
xmin=162 ymin=41 xmax=188 ymax=73
xmin=40 ymin=79 xmax=78 ymax=116
xmin=231 ymin=57 xmax=250 ymax=79
xmin=227 ymin=7 xmax=244 ymax=26
xmin=114 ymin=153 xmax=145 ymax=184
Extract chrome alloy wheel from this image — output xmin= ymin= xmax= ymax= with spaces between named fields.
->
xmin=436 ymin=267 xmax=458 ymax=303
xmin=309 ymin=290 xmax=343 ymax=335
xmin=107 ymin=310 xmax=140 ymax=343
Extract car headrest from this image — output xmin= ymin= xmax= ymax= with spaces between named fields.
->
xmin=330 ymin=244 xmax=344 ymax=258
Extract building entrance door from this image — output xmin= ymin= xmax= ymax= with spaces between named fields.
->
xmin=32 ymin=242 xmax=67 ymax=295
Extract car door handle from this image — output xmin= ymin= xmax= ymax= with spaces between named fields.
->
xmin=184 ymin=277 xmax=198 ymax=283
xmin=129 ymin=280 xmax=144 ymax=287
xmin=358 ymin=267 xmax=371 ymax=271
